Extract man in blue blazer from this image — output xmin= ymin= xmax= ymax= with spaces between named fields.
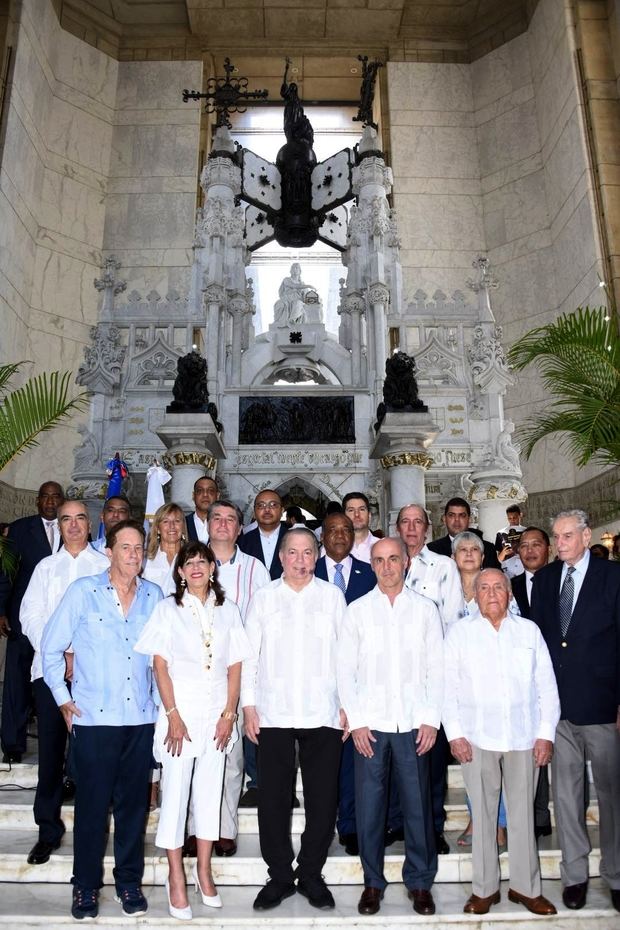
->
xmin=238 ymin=489 xmax=288 ymax=580
xmin=0 ymin=481 xmax=64 ymax=762
xmin=315 ymin=512 xmax=376 ymax=855
xmin=530 ymin=509 xmax=620 ymax=914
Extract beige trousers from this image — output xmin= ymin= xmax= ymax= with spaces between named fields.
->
xmin=462 ymin=746 xmax=541 ymax=899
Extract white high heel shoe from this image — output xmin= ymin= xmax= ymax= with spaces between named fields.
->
xmin=165 ymin=879 xmax=193 ymax=921
xmin=192 ymin=864 xmax=222 ymax=908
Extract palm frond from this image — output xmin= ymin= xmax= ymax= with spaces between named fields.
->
xmin=0 ymin=536 xmax=18 ymax=580
xmin=508 ymin=306 xmax=620 ymax=466
xmin=0 ymin=363 xmax=23 ymax=393
xmin=0 ymin=370 xmax=89 ymax=472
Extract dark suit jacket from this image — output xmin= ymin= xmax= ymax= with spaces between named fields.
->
xmin=0 ymin=514 xmax=54 ymax=631
xmin=530 ymin=556 xmax=620 ymax=725
xmin=427 ymin=533 xmax=500 ymax=570
xmin=511 ymin=571 xmax=531 ymax=619
xmin=185 ymin=512 xmax=201 ymax=542
xmin=238 ymin=524 xmax=288 ymax=580
xmin=314 ymin=555 xmax=376 ymax=605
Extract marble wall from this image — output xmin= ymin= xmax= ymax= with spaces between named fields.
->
xmin=0 ymin=0 xmax=118 ymax=490
xmin=0 ymin=0 xmax=202 ymax=495
xmin=388 ymin=0 xmax=608 ymax=495
xmin=103 ymin=59 xmax=201 ymax=297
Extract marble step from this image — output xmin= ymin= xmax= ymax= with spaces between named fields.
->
xmin=0 ymin=784 xmax=599 ymax=833
xmin=0 ymin=827 xmax=601 ymax=885
xmin=0 ymin=879 xmax=615 ymax=929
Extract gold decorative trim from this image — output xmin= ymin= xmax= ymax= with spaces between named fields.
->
xmin=162 ymin=452 xmax=216 ymax=469
xmin=380 ymin=452 xmax=433 ymax=470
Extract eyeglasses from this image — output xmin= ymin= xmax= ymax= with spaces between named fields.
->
xmin=256 ymin=501 xmax=281 ymax=510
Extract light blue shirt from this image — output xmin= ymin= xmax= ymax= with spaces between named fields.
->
xmin=41 ymin=570 xmax=163 ymax=727
xmin=560 ymin=549 xmax=590 ymax=610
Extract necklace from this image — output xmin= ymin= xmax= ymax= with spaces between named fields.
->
xmin=185 ymin=589 xmax=216 ymax=670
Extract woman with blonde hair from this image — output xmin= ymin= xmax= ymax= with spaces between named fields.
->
xmin=143 ymin=503 xmax=188 ymax=596
xmin=135 ymin=541 xmax=252 ymax=919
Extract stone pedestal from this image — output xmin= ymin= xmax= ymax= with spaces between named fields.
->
xmin=370 ymin=411 xmax=439 ymax=530
xmin=467 ymin=467 xmax=527 ymax=540
xmin=156 ymin=413 xmax=226 ymax=510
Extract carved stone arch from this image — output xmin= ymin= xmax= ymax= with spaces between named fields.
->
xmin=126 ymin=336 xmax=183 ymax=391
xmin=415 ymin=334 xmax=464 ymax=386
xmin=274 ymin=475 xmax=336 ymax=522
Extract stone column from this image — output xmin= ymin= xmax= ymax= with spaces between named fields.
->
xmin=370 ymin=411 xmax=439 ymax=532
xmin=228 ymin=293 xmax=248 ymax=386
xmin=368 ymin=282 xmax=389 ymax=397
xmin=203 ymin=285 xmax=225 ymax=400
xmin=467 ymin=468 xmax=527 ymax=540
xmin=156 ymin=413 xmax=226 ymax=510
xmin=343 ymin=293 xmax=365 ymax=385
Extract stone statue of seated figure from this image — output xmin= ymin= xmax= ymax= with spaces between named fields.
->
xmin=274 ymin=262 xmax=323 ymax=326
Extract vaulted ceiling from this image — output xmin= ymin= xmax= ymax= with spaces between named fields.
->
xmin=55 ymin=0 xmax=539 ymax=62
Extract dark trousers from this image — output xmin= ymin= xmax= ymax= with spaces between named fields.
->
xmin=388 ymin=725 xmax=448 ymax=834
xmin=337 ymin=735 xmax=356 ymax=835
xmin=356 ymin=729 xmax=437 ymax=891
xmin=33 ymin=678 xmax=67 ymax=844
xmin=0 ymin=626 xmax=33 ymax=755
xmin=244 ymin=735 xmax=258 ymax=789
xmin=534 ymin=764 xmax=551 ymax=830
xmin=257 ymin=726 xmax=342 ymax=884
xmin=71 ymin=724 xmax=153 ymax=891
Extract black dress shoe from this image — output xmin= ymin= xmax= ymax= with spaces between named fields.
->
xmin=62 ymin=778 xmax=76 ymax=802
xmin=384 ymin=826 xmax=404 ymax=846
xmin=214 ymin=837 xmax=237 ymax=857
xmin=2 ymin=751 xmax=22 ymax=764
xmin=358 ymin=887 xmax=384 ymax=915
xmin=435 ymin=831 xmax=450 ymax=854
xmin=253 ymin=879 xmax=296 ymax=910
xmin=182 ymin=834 xmax=197 ymax=857
xmin=611 ymin=889 xmax=620 ymax=913
xmin=239 ymin=787 xmax=258 ymax=807
xmin=297 ymin=876 xmax=335 ymax=909
xmin=339 ymin=832 xmax=359 ymax=855
xmin=534 ymin=823 xmax=552 ymax=839
xmin=562 ymin=881 xmax=587 ymax=910
xmin=27 ymin=837 xmax=62 ymax=865
xmin=408 ymin=888 xmax=436 ymax=915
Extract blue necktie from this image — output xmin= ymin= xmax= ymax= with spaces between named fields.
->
xmin=334 ymin=563 xmax=346 ymax=595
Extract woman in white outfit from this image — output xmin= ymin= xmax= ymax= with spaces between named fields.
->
xmin=135 ymin=541 xmax=252 ymax=920
xmin=143 ymin=503 xmax=187 ymax=596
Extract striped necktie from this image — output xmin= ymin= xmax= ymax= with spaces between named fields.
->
xmin=559 ymin=566 xmax=576 ymax=637
xmin=334 ymin=563 xmax=346 ymax=595
xmin=45 ymin=521 xmax=55 ymax=551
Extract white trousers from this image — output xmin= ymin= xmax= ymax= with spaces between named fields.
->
xmin=219 ymin=734 xmax=243 ymax=840
xmin=156 ymin=740 xmax=226 ymax=850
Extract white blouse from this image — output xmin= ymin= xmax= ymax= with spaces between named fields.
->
xmin=142 ymin=549 xmax=177 ymax=596
xmin=135 ymin=593 xmax=252 ymax=759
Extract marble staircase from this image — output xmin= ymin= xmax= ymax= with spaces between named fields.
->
xmin=0 ymin=759 xmax=615 ymax=928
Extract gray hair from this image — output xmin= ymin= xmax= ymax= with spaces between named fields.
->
xmin=552 ymin=509 xmax=590 ymax=530
xmin=451 ymin=530 xmax=484 ymax=555
xmin=473 ymin=567 xmax=511 ymax=595
xmin=370 ymin=535 xmax=408 ymax=561
xmin=278 ymin=525 xmax=319 ymax=556
xmin=207 ymin=499 xmax=243 ymax=526
xmin=395 ymin=503 xmax=429 ymax=527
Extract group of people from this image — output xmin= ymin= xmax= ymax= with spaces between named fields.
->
xmin=0 ymin=479 xmax=619 ymax=921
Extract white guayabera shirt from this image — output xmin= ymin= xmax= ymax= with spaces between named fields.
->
xmin=337 ymin=585 xmax=444 ymax=733
xmin=241 ymin=576 xmax=346 ymax=729
xmin=21 ymin=545 xmax=110 ymax=681
xmin=443 ymin=607 xmax=560 ymax=751
xmin=404 ymin=544 xmax=465 ymax=631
